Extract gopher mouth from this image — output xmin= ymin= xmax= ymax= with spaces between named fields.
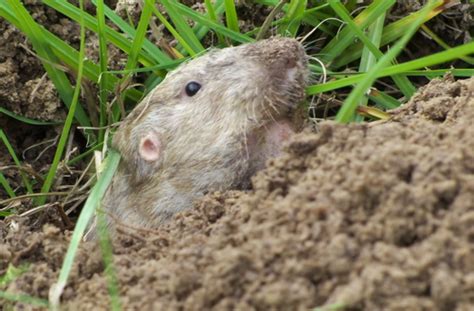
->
xmin=263 ymin=61 xmax=308 ymax=123
xmin=265 ymin=54 xmax=308 ymax=118
xmin=242 ymin=37 xmax=309 ymax=174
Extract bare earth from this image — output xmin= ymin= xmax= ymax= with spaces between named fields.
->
xmin=1 ymin=76 xmax=473 ymax=310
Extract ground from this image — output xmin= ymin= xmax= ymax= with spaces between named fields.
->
xmin=1 ymin=1 xmax=474 ymax=310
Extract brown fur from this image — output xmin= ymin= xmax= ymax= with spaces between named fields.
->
xmin=86 ymin=37 xmax=308 ymax=239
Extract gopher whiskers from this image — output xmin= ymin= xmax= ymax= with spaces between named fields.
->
xmin=308 ymin=56 xmax=327 ymax=84
xmin=298 ymin=18 xmax=345 ymax=44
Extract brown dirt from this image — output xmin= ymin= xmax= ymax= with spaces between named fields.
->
xmin=0 ymin=1 xmax=83 ymax=122
xmin=1 ymin=76 xmax=474 ymax=310
xmin=0 ymin=1 xmax=127 ymax=198
xmin=0 ymin=1 xmax=128 ymax=124
xmin=0 ymin=1 xmax=82 ymax=199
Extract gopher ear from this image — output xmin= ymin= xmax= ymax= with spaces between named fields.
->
xmin=134 ymin=131 xmax=164 ymax=181
xmin=113 ymin=124 xmax=164 ymax=183
xmin=139 ymin=132 xmax=162 ymax=162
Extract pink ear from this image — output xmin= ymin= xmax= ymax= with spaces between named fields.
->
xmin=139 ymin=132 xmax=162 ymax=162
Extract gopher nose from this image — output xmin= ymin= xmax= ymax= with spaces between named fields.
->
xmin=245 ymin=37 xmax=306 ymax=69
xmin=283 ymin=56 xmax=297 ymax=69
xmin=261 ymin=37 xmax=306 ymax=77
xmin=269 ymin=50 xmax=302 ymax=81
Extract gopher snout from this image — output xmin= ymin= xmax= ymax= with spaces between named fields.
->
xmin=244 ymin=37 xmax=307 ymax=81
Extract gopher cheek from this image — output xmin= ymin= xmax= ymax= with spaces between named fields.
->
xmin=261 ymin=120 xmax=295 ymax=159
xmin=245 ymin=120 xmax=295 ymax=177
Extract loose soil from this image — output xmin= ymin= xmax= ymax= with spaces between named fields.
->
xmin=1 ymin=76 xmax=474 ymax=310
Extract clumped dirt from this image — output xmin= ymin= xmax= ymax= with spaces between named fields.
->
xmin=2 ymin=76 xmax=474 ymax=310
xmin=0 ymin=1 xmax=128 ymax=198
xmin=0 ymin=1 xmax=83 ymax=122
xmin=0 ymin=22 xmax=63 ymax=122
xmin=0 ymin=2 xmax=81 ymax=197
xmin=0 ymin=0 xmax=129 ymax=124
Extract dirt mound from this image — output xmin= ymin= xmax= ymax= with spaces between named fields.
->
xmin=2 ymin=76 xmax=474 ymax=310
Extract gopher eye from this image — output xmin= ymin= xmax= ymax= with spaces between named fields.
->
xmin=185 ymin=81 xmax=201 ymax=96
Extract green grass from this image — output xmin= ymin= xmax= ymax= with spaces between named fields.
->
xmin=0 ymin=291 xmax=49 ymax=308
xmin=35 ymin=0 xmax=88 ymax=206
xmin=334 ymin=0 xmax=440 ymax=123
xmin=224 ymin=0 xmax=240 ymax=34
xmin=0 ymin=0 xmax=473 ymax=308
xmin=0 ymin=264 xmax=47 ymax=308
xmin=49 ymin=149 xmax=121 ymax=310
xmin=96 ymin=0 xmax=109 ymax=143
xmin=0 ymin=129 xmax=33 ymax=195
xmin=279 ymin=0 xmax=307 ymax=36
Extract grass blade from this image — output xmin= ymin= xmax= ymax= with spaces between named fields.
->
xmin=147 ymin=0 xmax=198 ymax=57
xmin=332 ymin=1 xmax=448 ymax=68
xmin=49 ymin=149 xmax=121 ymax=309
xmin=256 ymin=0 xmax=287 ymax=40
xmin=160 ymin=0 xmax=205 ymax=54
xmin=356 ymin=105 xmax=391 ymax=120
xmin=0 ymin=172 xmax=16 ymax=198
xmin=42 ymin=0 xmax=168 ymax=66
xmin=328 ymin=0 xmax=416 ymax=99
xmin=96 ymin=0 xmax=108 ymax=143
xmin=97 ymin=205 xmax=122 ymax=311
xmin=0 ymin=107 xmax=60 ymax=125
xmin=224 ymin=0 xmax=240 ymax=33
xmin=421 ymin=24 xmax=474 ymax=65
xmin=204 ymin=0 xmax=225 ymax=45
xmin=1 ymin=10 xmax=139 ymax=141
xmin=307 ymin=41 xmax=474 ymax=95
xmin=335 ymin=0 xmax=441 ymax=123
xmin=0 ymin=1 xmax=143 ymax=106
xmin=368 ymin=89 xmax=401 ymax=109
xmin=278 ymin=0 xmax=307 ymax=36
xmin=89 ymin=0 xmax=171 ymax=65
xmin=37 ymin=0 xmax=88 ymax=205
xmin=319 ymin=0 xmax=396 ymax=66
xmin=174 ymin=2 xmax=252 ymax=43
xmin=0 ymin=291 xmax=49 ymax=308
xmin=401 ymin=69 xmax=474 ymax=77
xmin=124 ymin=0 xmax=154 ymax=71
xmin=1 ymin=0 xmax=91 ymax=129
xmin=0 ymin=129 xmax=33 ymax=194
xmin=354 ymin=11 xmax=386 ymax=121
xmin=193 ymin=0 xmax=227 ymax=41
